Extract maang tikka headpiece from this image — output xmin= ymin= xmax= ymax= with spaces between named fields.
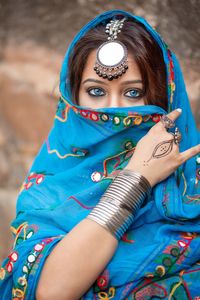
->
xmin=94 ymin=17 xmax=128 ymax=81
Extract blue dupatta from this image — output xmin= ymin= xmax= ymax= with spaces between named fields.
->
xmin=0 ymin=9 xmax=200 ymax=299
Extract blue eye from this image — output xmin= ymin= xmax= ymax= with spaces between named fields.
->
xmin=87 ymin=88 xmax=105 ymax=97
xmin=124 ymin=89 xmax=143 ymax=99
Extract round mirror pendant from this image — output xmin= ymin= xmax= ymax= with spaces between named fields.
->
xmin=94 ymin=41 xmax=128 ymax=81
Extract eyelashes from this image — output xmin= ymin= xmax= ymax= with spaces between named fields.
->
xmin=87 ymin=87 xmax=105 ymax=97
xmin=86 ymin=87 xmax=144 ymax=99
xmin=124 ymin=89 xmax=144 ymax=99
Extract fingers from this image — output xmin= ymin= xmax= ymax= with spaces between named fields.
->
xmin=156 ymin=108 xmax=182 ymax=131
xmin=166 ymin=108 xmax=182 ymax=121
xmin=179 ymin=143 xmax=200 ymax=164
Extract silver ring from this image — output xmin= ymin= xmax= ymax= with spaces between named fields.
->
xmin=160 ymin=115 xmax=175 ymax=129
xmin=174 ymin=127 xmax=182 ymax=144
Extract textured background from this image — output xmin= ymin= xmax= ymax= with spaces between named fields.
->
xmin=0 ymin=0 xmax=199 ymax=264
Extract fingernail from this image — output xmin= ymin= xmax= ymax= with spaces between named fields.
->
xmin=176 ymin=108 xmax=182 ymax=113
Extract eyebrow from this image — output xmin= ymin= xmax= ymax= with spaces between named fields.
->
xmin=82 ymin=78 xmax=143 ymax=85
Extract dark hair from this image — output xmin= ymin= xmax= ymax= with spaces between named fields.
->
xmin=68 ymin=18 xmax=168 ymax=111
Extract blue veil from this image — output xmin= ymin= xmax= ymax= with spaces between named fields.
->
xmin=0 ymin=9 xmax=200 ymax=299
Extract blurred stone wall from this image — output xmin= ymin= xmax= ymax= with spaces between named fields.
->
xmin=0 ymin=0 xmax=199 ymax=264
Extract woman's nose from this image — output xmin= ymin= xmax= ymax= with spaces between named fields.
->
xmin=107 ymin=95 xmax=122 ymax=107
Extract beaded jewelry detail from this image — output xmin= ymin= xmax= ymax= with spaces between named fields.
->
xmin=94 ymin=17 xmax=128 ymax=81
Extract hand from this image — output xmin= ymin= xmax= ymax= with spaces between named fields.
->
xmin=125 ymin=108 xmax=200 ymax=188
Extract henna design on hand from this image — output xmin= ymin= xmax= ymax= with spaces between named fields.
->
xmin=143 ymin=138 xmax=174 ymax=165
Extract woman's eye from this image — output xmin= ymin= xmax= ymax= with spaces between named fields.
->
xmin=87 ymin=88 xmax=105 ymax=97
xmin=124 ymin=89 xmax=143 ymax=99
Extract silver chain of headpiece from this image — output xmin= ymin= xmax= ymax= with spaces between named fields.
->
xmin=105 ymin=18 xmax=126 ymax=40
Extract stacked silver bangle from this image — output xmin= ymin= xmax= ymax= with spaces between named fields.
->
xmin=86 ymin=169 xmax=152 ymax=241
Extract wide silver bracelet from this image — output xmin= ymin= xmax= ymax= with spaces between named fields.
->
xmin=86 ymin=169 xmax=152 ymax=241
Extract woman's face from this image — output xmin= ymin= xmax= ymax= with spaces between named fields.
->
xmin=78 ymin=50 xmax=146 ymax=108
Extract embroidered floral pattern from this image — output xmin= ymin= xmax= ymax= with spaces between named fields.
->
xmin=166 ymin=47 xmax=176 ymax=111
xmin=144 ymin=232 xmax=198 ymax=280
xmin=77 ymin=109 xmax=163 ymax=129
xmin=12 ymin=236 xmax=63 ymax=300
xmin=19 ymin=171 xmax=53 ymax=193
xmin=55 ymin=96 xmax=163 ymax=130
xmin=0 ymin=251 xmax=19 ymax=282
xmin=46 ymin=138 xmax=88 ymax=159
xmin=94 ymin=269 xmax=110 ymax=293
xmin=0 ymin=222 xmax=39 ymax=284
xmin=101 ymin=148 xmax=135 ymax=179
xmin=97 ymin=287 xmax=115 ymax=299
xmin=134 ymin=280 xmax=167 ymax=299
xmin=10 ymin=222 xmax=38 ymax=248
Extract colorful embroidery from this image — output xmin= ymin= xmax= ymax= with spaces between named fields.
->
xmin=10 ymin=222 xmax=38 ymax=248
xmin=168 ymin=267 xmax=200 ymax=299
xmin=194 ymin=156 xmax=200 ymax=190
xmin=151 ymin=114 xmax=162 ymax=123
xmin=183 ymin=194 xmax=200 ymax=204
xmin=101 ymin=148 xmax=135 ymax=179
xmin=12 ymin=236 xmax=63 ymax=300
xmin=0 ymin=250 xmax=19 ymax=281
xmin=56 ymin=96 xmax=163 ymax=131
xmin=55 ymin=97 xmax=70 ymax=122
xmin=71 ymin=146 xmax=89 ymax=156
xmin=153 ymin=232 xmax=197 ymax=277
xmin=46 ymin=138 xmax=88 ymax=159
xmin=78 ymin=110 xmax=162 ymax=130
xmin=121 ymin=231 xmax=134 ymax=243
xmin=55 ymin=96 xmax=78 ymax=122
xmin=94 ymin=269 xmax=110 ymax=293
xmin=181 ymin=170 xmax=188 ymax=196
xmin=0 ymin=268 xmax=6 ymax=280
xmin=0 ymin=223 xmax=39 ymax=283
xmin=180 ymin=156 xmax=200 ymax=203
xmin=134 ymin=280 xmax=167 ymax=299
xmin=98 ymin=287 xmax=115 ymax=299
xmin=19 ymin=171 xmax=53 ymax=193
xmin=166 ymin=47 xmax=176 ymax=112
xmin=67 ymin=195 xmax=96 ymax=209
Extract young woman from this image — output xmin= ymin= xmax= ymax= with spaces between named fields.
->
xmin=0 ymin=9 xmax=199 ymax=300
